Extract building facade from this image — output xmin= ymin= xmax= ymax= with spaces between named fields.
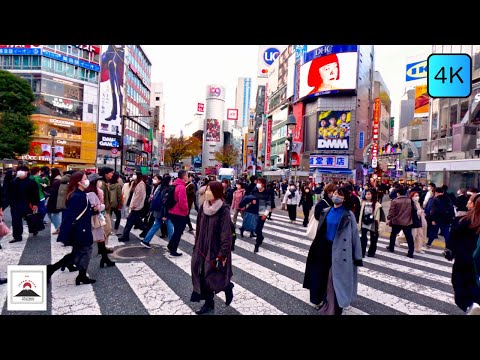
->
xmin=0 ymin=45 xmax=100 ymax=172
xmin=235 ymin=77 xmax=252 ymax=128
xmin=419 ymin=45 xmax=480 ymax=190
xmin=96 ymin=45 xmax=152 ymax=174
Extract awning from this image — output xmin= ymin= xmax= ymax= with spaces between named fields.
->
xmin=312 ymin=169 xmax=353 ymax=174
xmin=417 ymin=159 xmax=480 ymax=172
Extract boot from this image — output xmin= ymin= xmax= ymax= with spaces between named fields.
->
xmin=98 ymin=242 xmax=116 ymax=268
xmin=75 ymin=270 xmax=96 ymax=285
xmin=47 ymin=255 xmax=70 ymax=283
xmin=60 ymin=253 xmax=77 ymax=272
xmin=195 ymin=298 xmax=214 ymax=315
xmin=225 ymin=282 xmax=234 ymax=306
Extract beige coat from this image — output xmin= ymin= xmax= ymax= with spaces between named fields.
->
xmin=129 ymin=181 xmax=146 ymax=212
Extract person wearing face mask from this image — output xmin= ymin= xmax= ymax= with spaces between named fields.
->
xmin=358 ymin=188 xmax=383 ymax=257
xmin=283 ymin=183 xmax=301 ymax=224
xmin=139 ymin=175 xmax=162 ymax=238
xmin=409 ymin=191 xmax=427 ymax=254
xmin=231 ymin=181 xmax=246 ymax=228
xmin=9 ymin=166 xmax=40 ymax=243
xmin=48 ymin=171 xmax=96 ymax=285
xmin=455 ymin=188 xmax=469 ymax=219
xmin=118 ymin=171 xmax=146 ymax=243
xmin=108 ymin=172 xmax=124 ymax=234
xmin=304 ymin=187 xmax=363 ymax=315
xmin=166 ymin=170 xmax=190 ymax=256
xmin=299 ymin=185 xmax=314 ymax=227
xmin=190 ymin=181 xmax=234 ymax=314
xmin=315 ymin=183 xmax=336 ymax=220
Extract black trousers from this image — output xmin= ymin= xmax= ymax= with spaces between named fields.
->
xmin=389 ymin=224 xmax=414 ymax=256
xmin=255 ymin=217 xmax=266 ymax=247
xmin=11 ymin=205 xmax=27 ymax=241
xmin=361 ymin=227 xmax=379 ymax=257
xmin=287 ymin=204 xmax=297 ymax=221
xmin=168 ymin=214 xmax=187 ymax=253
xmin=303 ymin=206 xmax=311 ymax=226
xmin=110 ymin=208 xmax=122 ymax=230
xmin=122 ymin=210 xmax=144 ymax=241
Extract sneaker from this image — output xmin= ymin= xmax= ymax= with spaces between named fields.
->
xmin=466 ymin=303 xmax=480 ymax=315
xmin=140 ymin=241 xmax=152 ymax=249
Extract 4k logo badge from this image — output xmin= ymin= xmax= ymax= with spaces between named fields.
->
xmin=7 ymin=265 xmax=47 ymax=311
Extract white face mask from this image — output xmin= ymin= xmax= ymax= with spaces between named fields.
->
xmin=16 ymin=170 xmax=27 ymax=178
xmin=131 ymin=175 xmax=137 ymax=181
xmin=256 ymin=183 xmax=262 ymax=189
xmin=413 ymin=196 xmax=420 ymax=201
xmin=290 ymin=186 xmax=295 ymax=191
xmin=153 ymin=179 xmax=159 ymax=185
xmin=81 ymin=179 xmax=90 ymax=188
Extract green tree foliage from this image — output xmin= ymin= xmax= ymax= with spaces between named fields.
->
xmin=0 ymin=70 xmax=36 ymax=158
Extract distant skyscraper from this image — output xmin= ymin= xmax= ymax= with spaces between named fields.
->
xmin=235 ymin=77 xmax=251 ymax=128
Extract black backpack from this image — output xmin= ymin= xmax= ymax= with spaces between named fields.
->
xmin=163 ymin=185 xmax=178 ymax=210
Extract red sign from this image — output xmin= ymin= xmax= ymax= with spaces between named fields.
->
xmin=75 ymin=45 xmax=100 ymax=54
xmin=227 ymin=109 xmax=238 ymax=120
xmin=197 ymin=103 xmax=204 ymax=113
xmin=372 ymin=98 xmax=381 ymax=168
xmin=292 ymin=102 xmax=304 ymax=143
xmin=111 ymin=148 xmax=118 ymax=155
xmin=265 ymin=117 xmax=273 ymax=168
xmin=0 ymin=45 xmax=40 ymax=48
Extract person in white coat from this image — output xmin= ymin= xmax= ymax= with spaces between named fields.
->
xmin=283 ymin=183 xmax=301 ymax=224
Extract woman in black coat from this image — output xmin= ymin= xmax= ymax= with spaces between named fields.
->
xmin=46 ymin=168 xmax=62 ymax=234
xmin=448 ymin=194 xmax=480 ymax=314
xmin=47 ymin=171 xmax=97 ymax=286
xmin=299 ymin=186 xmax=314 ymax=227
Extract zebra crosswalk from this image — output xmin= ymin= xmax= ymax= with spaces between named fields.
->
xmin=0 ymin=210 xmax=463 ymax=315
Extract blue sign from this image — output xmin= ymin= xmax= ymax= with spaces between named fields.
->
xmin=111 ymin=141 xmax=119 ymax=147
xmin=294 ymin=45 xmax=307 ymax=61
xmin=304 ymin=45 xmax=358 ymax=64
xmin=309 ymin=155 xmax=349 ymax=169
xmin=263 ymin=47 xmax=280 ymax=66
xmin=359 ymin=131 xmax=364 ymax=149
xmin=42 ymin=50 xmax=100 ymax=72
xmin=406 ymin=59 xmax=427 ymax=81
xmin=0 ymin=48 xmax=41 ymax=55
xmin=427 ymin=54 xmax=472 ymax=98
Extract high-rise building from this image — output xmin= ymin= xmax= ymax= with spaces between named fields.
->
xmin=202 ymin=84 xmax=225 ymax=175
xmin=419 ymin=45 xmax=480 ymax=190
xmin=0 ymin=45 xmax=100 ymax=171
xmin=150 ymin=82 xmax=164 ymax=171
xmin=96 ymin=45 xmax=152 ymax=174
xmin=373 ymin=71 xmax=391 ymax=148
xmin=235 ymin=77 xmax=252 ymax=128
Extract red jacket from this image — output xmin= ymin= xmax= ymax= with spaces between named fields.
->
xmin=169 ymin=178 xmax=189 ymax=217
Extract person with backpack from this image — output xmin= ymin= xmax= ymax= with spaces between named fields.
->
xmin=117 ymin=171 xmax=146 ymax=242
xmin=166 ymin=170 xmax=190 ymax=256
xmin=185 ymin=176 xmax=196 ymax=233
xmin=109 ymin=172 xmax=123 ymax=233
xmin=140 ymin=175 xmax=171 ymax=248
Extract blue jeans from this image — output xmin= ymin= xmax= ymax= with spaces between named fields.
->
xmin=38 ymin=199 xmax=47 ymax=221
xmin=143 ymin=218 xmax=164 ymax=244
xmin=428 ymin=222 xmax=451 ymax=248
xmin=48 ymin=212 xmax=61 ymax=230
xmin=166 ymin=218 xmax=174 ymax=239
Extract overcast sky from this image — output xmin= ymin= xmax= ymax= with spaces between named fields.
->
xmin=143 ymin=45 xmax=432 ymax=137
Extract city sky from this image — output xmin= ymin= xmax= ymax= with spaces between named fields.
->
xmin=143 ymin=45 xmax=432 ymax=137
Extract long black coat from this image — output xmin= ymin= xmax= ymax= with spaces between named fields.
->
xmin=191 ymin=202 xmax=233 ymax=294
xmin=450 ymin=218 xmax=480 ymax=311
xmin=57 ymin=189 xmax=93 ymax=248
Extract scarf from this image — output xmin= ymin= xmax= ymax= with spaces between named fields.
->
xmin=203 ymin=199 xmax=223 ymax=216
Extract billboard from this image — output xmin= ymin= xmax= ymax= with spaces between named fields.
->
xmin=317 ymin=111 xmax=351 ymax=150
xmin=205 ymin=119 xmax=220 ymax=142
xmin=299 ymin=45 xmax=358 ymax=100
xmin=414 ymin=85 xmax=429 ymax=116
xmin=206 ymin=85 xmax=226 ymax=101
xmin=227 ymin=109 xmax=238 ymax=120
xmin=310 ymin=155 xmax=348 ymax=169
xmin=257 ymin=45 xmax=288 ymax=78
xmin=265 ymin=118 xmax=273 ymax=168
xmin=406 ymin=59 xmax=427 ymax=81
xmin=99 ymin=45 xmax=125 ymax=135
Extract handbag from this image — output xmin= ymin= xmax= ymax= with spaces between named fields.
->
xmin=91 ymin=214 xmax=102 ymax=229
xmin=281 ymin=202 xmax=287 ymax=211
xmin=410 ymin=200 xmax=422 ymax=228
xmin=362 ymin=213 xmax=374 ymax=225
xmin=25 ymin=205 xmax=45 ymax=234
xmin=0 ymin=215 xmax=10 ymax=237
xmin=98 ymin=212 xmax=107 ymax=226
xmin=306 ymin=211 xmax=319 ymax=240
xmin=58 ymin=200 xmax=89 ymax=246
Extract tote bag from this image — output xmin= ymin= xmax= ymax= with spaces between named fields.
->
xmin=306 ymin=211 xmax=318 ymax=240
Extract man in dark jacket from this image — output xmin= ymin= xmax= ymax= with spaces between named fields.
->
xmin=386 ymin=186 xmax=415 ymax=258
xmin=245 ymin=175 xmax=258 ymax=196
xmin=427 ymin=186 xmax=455 ymax=249
xmin=9 ymin=166 xmax=40 ymax=243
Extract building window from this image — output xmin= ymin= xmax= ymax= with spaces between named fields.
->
xmin=460 ymin=99 xmax=469 ymax=123
xmin=450 ymin=100 xmax=458 ymax=130
xmin=88 ymin=104 xmax=94 ymax=113
xmin=32 ymin=56 xmax=40 ymax=68
xmin=59 ymin=45 xmax=68 ymax=53
xmin=13 ymin=55 xmax=21 ymax=69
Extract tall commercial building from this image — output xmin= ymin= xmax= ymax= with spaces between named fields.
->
xmin=202 ymin=84 xmax=226 ymax=175
xmin=419 ymin=45 xmax=480 ymax=190
xmin=235 ymin=77 xmax=252 ymax=128
xmin=96 ymin=45 xmax=152 ymax=174
xmin=150 ymin=82 xmax=164 ymax=171
xmin=373 ymin=71 xmax=391 ymax=148
xmin=0 ymin=44 xmax=100 ymax=171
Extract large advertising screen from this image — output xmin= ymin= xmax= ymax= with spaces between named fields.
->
xmin=99 ymin=45 xmax=125 ymax=135
xmin=414 ymin=84 xmax=429 ymax=116
xmin=205 ymin=119 xmax=220 ymax=142
xmin=317 ymin=110 xmax=351 ymax=150
xmin=299 ymin=45 xmax=358 ymax=100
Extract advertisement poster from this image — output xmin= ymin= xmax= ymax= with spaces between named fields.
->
xmin=299 ymin=45 xmax=358 ymax=100
xmin=317 ymin=111 xmax=351 ymax=150
xmin=414 ymin=85 xmax=429 ymax=116
xmin=265 ymin=118 xmax=273 ymax=168
xmin=205 ymin=119 xmax=220 ymax=142
xmin=30 ymin=142 xmax=51 ymax=157
xmin=99 ymin=45 xmax=125 ymax=135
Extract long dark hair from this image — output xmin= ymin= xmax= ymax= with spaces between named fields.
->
xmin=365 ymin=188 xmax=378 ymax=210
xmin=66 ymin=171 xmax=85 ymax=200
xmin=50 ymin=168 xmax=61 ymax=184
xmin=208 ymin=181 xmax=224 ymax=200
xmin=463 ymin=194 xmax=480 ymax=233
xmin=85 ymin=179 xmax=100 ymax=196
xmin=336 ymin=187 xmax=352 ymax=211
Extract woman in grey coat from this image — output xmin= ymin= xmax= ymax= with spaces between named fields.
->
xmin=303 ymin=187 xmax=363 ymax=315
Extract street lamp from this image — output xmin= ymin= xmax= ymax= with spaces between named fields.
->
xmin=285 ymin=112 xmax=297 ymax=182
xmin=49 ymin=129 xmax=57 ymax=166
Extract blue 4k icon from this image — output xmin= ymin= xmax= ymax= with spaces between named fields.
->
xmin=427 ymin=54 xmax=472 ymax=98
